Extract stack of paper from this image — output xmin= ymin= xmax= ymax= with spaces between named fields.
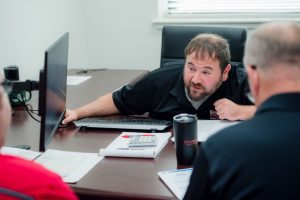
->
xmin=158 ymin=168 xmax=192 ymax=200
xmin=172 ymin=120 xmax=240 ymax=142
xmin=67 ymin=75 xmax=91 ymax=85
xmin=197 ymin=120 xmax=240 ymax=141
xmin=1 ymin=147 xmax=42 ymax=160
xmin=35 ymin=149 xmax=103 ymax=183
xmin=99 ymin=132 xmax=171 ymax=158
xmin=1 ymin=147 xmax=102 ymax=183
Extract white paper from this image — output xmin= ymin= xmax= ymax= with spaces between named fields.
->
xmin=35 ymin=149 xmax=103 ymax=183
xmin=100 ymin=148 xmax=156 ymax=158
xmin=67 ymin=76 xmax=91 ymax=85
xmin=197 ymin=120 xmax=240 ymax=141
xmin=158 ymin=168 xmax=192 ymax=200
xmin=1 ymin=147 xmax=42 ymax=160
xmin=172 ymin=120 xmax=240 ymax=142
xmin=99 ymin=132 xmax=171 ymax=158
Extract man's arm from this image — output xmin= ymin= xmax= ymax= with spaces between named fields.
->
xmin=62 ymin=93 xmax=120 ymax=125
xmin=214 ymin=98 xmax=256 ymax=121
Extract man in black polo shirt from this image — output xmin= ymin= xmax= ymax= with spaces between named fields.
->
xmin=62 ymin=33 xmax=255 ymax=124
xmin=184 ymin=21 xmax=300 ymax=200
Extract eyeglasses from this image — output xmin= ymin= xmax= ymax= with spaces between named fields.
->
xmin=246 ymin=92 xmax=255 ymax=104
xmin=250 ymin=65 xmax=257 ymax=70
xmin=0 ymin=79 xmax=13 ymax=95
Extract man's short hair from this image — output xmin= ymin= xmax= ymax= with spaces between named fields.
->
xmin=184 ymin=33 xmax=231 ymax=71
xmin=244 ymin=21 xmax=300 ymax=71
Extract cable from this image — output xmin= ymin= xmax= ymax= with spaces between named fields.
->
xmin=13 ymin=103 xmax=39 ymax=115
xmin=24 ymin=104 xmax=39 ymax=116
xmin=15 ymin=92 xmax=68 ymax=127
xmin=76 ymin=68 xmax=106 ymax=74
xmin=14 ymin=90 xmax=68 ymax=128
xmin=16 ymin=92 xmax=41 ymax=123
xmin=13 ymin=108 xmax=39 ymax=112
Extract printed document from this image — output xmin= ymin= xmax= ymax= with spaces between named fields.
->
xmin=158 ymin=168 xmax=192 ymax=200
xmin=67 ymin=75 xmax=91 ymax=85
xmin=197 ymin=120 xmax=240 ymax=141
xmin=172 ymin=120 xmax=240 ymax=142
xmin=1 ymin=146 xmax=42 ymax=160
xmin=99 ymin=132 xmax=171 ymax=158
xmin=35 ymin=149 xmax=103 ymax=183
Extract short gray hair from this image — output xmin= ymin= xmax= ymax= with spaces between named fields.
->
xmin=244 ymin=21 xmax=300 ymax=70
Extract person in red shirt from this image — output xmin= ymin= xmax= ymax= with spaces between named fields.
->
xmin=0 ymin=79 xmax=78 ymax=200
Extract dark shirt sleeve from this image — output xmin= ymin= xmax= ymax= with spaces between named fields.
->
xmin=184 ymin=146 xmax=212 ymax=200
xmin=112 ymin=66 xmax=186 ymax=118
xmin=113 ymin=85 xmax=149 ymax=115
xmin=112 ymin=72 xmax=158 ymax=115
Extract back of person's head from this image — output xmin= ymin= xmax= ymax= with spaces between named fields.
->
xmin=244 ymin=21 xmax=300 ymax=106
xmin=0 ymin=82 xmax=11 ymax=147
xmin=184 ymin=33 xmax=231 ymax=71
xmin=244 ymin=21 xmax=300 ymax=72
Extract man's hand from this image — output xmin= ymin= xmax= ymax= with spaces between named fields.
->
xmin=214 ymin=98 xmax=256 ymax=121
xmin=61 ymin=93 xmax=120 ymax=125
xmin=62 ymin=109 xmax=79 ymax=125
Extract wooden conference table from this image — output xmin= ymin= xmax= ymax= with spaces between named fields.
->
xmin=6 ymin=69 xmax=178 ymax=200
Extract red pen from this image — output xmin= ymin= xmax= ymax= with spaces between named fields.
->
xmin=122 ymin=134 xmax=154 ymax=138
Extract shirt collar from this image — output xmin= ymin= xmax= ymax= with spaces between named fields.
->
xmin=255 ymin=93 xmax=300 ymax=116
xmin=184 ymin=87 xmax=211 ymax=109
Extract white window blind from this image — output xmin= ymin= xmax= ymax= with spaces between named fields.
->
xmin=165 ymin=0 xmax=300 ymax=16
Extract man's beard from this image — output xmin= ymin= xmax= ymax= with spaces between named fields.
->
xmin=186 ymin=80 xmax=223 ymax=101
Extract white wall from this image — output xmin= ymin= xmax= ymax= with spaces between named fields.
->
xmin=0 ymin=0 xmax=161 ymax=81
xmin=5 ymin=0 xmax=285 ymax=81
xmin=84 ymin=0 xmax=161 ymax=70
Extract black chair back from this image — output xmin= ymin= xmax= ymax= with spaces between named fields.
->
xmin=160 ymin=26 xmax=247 ymax=68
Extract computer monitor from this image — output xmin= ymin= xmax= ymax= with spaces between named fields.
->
xmin=39 ymin=32 xmax=69 ymax=152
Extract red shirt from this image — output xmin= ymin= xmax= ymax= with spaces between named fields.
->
xmin=0 ymin=154 xmax=78 ymax=200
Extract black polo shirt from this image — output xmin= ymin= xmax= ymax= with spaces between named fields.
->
xmin=184 ymin=93 xmax=300 ymax=200
xmin=112 ymin=64 xmax=252 ymax=120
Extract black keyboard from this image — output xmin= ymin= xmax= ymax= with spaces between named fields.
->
xmin=74 ymin=117 xmax=172 ymax=131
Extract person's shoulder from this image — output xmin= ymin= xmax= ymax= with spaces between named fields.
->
xmin=142 ymin=63 xmax=184 ymax=83
xmin=150 ymin=63 xmax=183 ymax=76
xmin=0 ymin=155 xmax=77 ymax=199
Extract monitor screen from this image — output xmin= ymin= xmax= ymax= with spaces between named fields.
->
xmin=39 ymin=32 xmax=69 ymax=152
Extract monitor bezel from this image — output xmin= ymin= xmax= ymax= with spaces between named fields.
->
xmin=39 ymin=32 xmax=69 ymax=152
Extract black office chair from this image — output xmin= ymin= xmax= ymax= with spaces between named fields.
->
xmin=160 ymin=26 xmax=247 ymax=68
xmin=0 ymin=187 xmax=33 ymax=200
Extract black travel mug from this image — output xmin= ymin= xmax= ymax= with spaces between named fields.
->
xmin=4 ymin=65 xmax=19 ymax=81
xmin=173 ymin=113 xmax=198 ymax=166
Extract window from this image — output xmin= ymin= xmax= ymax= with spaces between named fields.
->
xmin=155 ymin=0 xmax=300 ymax=26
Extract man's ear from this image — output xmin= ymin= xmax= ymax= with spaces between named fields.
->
xmin=222 ymin=64 xmax=231 ymax=81
xmin=247 ymin=65 xmax=259 ymax=98
xmin=0 ymin=88 xmax=3 ymax=109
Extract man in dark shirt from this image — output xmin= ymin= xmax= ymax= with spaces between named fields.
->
xmin=63 ymin=33 xmax=255 ymax=124
xmin=184 ymin=21 xmax=300 ymax=200
xmin=113 ymin=63 xmax=251 ymax=120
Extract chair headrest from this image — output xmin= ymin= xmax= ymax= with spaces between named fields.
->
xmin=160 ymin=26 xmax=247 ymax=67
